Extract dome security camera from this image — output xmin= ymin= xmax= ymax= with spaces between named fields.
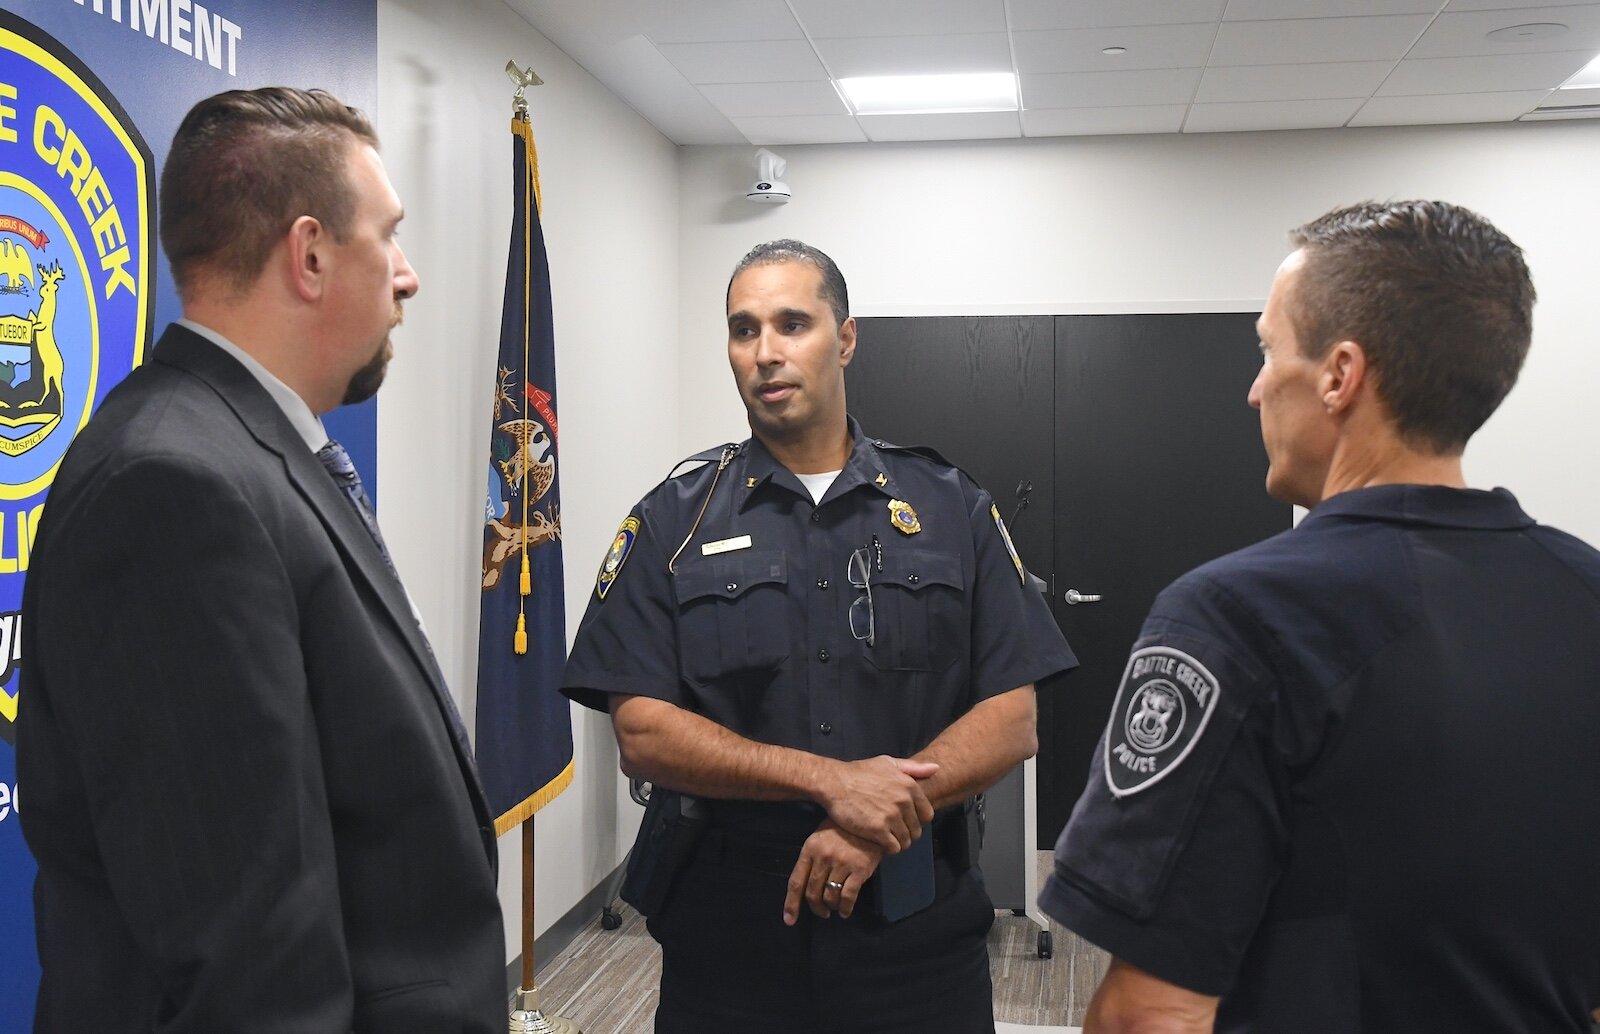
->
xmin=746 ymin=148 xmax=791 ymax=204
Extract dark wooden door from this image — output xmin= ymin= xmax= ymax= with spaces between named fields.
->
xmin=848 ymin=312 xmax=1290 ymax=847
xmin=1042 ymin=313 xmax=1289 ymax=840
xmin=848 ymin=316 xmax=1055 ymax=577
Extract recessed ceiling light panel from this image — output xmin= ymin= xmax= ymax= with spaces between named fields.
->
xmin=1560 ymin=51 xmax=1600 ymax=89
xmin=838 ymin=72 xmax=1018 ymax=116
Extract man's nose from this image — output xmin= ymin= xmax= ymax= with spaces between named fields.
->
xmin=753 ymin=327 xmax=783 ymax=365
xmin=393 ymin=242 xmax=419 ymax=300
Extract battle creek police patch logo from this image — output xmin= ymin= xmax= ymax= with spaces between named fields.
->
xmin=1104 ymin=646 xmax=1220 ymax=798
xmin=0 ymin=12 xmax=153 ymax=742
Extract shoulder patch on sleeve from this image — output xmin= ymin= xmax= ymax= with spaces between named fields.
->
xmin=990 ymin=503 xmax=1026 ymax=584
xmin=1104 ymin=646 xmax=1220 ymax=797
xmin=596 ymin=515 xmax=641 ymax=600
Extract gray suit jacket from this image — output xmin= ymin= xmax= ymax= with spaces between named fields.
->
xmin=19 ymin=324 xmax=505 ymax=1032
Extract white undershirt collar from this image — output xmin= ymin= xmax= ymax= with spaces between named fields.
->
xmin=794 ymin=469 xmax=842 ymax=504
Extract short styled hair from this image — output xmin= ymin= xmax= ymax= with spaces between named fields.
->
xmin=1288 ymin=200 xmax=1535 ymax=454
xmin=160 ymin=87 xmax=379 ymax=296
xmin=727 ymin=239 xmax=850 ymax=326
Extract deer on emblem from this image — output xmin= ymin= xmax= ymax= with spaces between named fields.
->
xmin=19 ymin=262 xmax=65 ymax=410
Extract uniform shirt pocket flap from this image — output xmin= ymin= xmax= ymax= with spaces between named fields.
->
xmin=673 ymin=550 xmax=787 ymax=604
xmin=878 ymin=549 xmax=964 ymax=593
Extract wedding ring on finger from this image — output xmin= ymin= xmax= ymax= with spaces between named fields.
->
xmin=825 ymin=880 xmax=845 ymax=892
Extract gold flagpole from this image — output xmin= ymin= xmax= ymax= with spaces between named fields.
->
xmin=504 ymin=60 xmax=580 ymax=1034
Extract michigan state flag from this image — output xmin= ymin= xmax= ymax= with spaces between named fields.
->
xmin=475 ymin=112 xmax=572 ymax=834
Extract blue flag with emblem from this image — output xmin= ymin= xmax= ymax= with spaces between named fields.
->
xmin=475 ymin=111 xmax=572 ymax=834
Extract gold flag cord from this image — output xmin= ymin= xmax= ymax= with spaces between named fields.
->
xmin=512 ymin=112 xmax=543 ymax=655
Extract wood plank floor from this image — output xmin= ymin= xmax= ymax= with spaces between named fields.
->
xmin=533 ymin=852 xmax=1106 ymax=1033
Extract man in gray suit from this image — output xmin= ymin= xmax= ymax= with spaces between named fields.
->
xmin=19 ymin=87 xmax=505 ymax=1032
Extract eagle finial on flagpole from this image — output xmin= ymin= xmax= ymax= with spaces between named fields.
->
xmin=506 ymin=60 xmax=543 ymax=117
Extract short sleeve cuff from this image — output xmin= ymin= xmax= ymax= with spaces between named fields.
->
xmin=973 ymin=644 xmax=1077 ymax=703
xmin=559 ymin=670 xmax=682 ymax=714
xmin=1039 ymin=867 xmax=1236 ymax=997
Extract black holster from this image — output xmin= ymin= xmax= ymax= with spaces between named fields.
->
xmin=621 ymin=788 xmax=707 ymax=917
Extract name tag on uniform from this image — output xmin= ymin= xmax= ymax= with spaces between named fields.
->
xmin=701 ymin=534 xmax=752 ymax=556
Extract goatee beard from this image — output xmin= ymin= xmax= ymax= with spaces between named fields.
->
xmin=342 ymin=339 xmax=392 ymax=406
xmin=342 ymin=304 xmax=403 ymax=406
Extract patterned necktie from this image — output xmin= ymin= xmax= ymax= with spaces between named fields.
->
xmin=316 ymin=439 xmax=395 ymax=573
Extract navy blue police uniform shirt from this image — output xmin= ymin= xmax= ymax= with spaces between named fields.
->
xmin=562 ymin=418 xmax=1077 ymax=834
xmin=1041 ymin=484 xmax=1600 ymax=1033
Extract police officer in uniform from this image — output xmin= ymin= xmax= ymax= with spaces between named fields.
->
xmin=563 ymin=240 xmax=1076 ymax=1033
xmin=1041 ymin=201 xmax=1600 ymax=1032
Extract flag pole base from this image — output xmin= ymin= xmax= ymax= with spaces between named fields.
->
xmin=509 ymin=987 xmax=581 ymax=1034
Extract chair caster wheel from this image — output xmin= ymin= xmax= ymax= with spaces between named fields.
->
xmin=1037 ymin=929 xmax=1053 ymax=960
xmin=601 ymin=907 xmax=622 ymax=930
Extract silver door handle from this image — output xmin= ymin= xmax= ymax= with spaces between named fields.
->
xmin=1064 ymin=589 xmax=1102 ymax=605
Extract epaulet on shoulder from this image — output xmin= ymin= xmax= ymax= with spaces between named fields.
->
xmin=665 ymin=442 xmax=742 ymax=481
xmin=873 ymin=438 xmax=955 ymax=469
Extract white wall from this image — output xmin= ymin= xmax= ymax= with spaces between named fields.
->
xmin=375 ymin=0 xmax=679 ymax=964
xmin=678 ymin=121 xmax=1600 ymax=543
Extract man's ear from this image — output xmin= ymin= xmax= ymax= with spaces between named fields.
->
xmin=285 ymin=215 xmax=326 ymax=303
xmin=1319 ymin=340 xmax=1368 ymax=415
xmin=838 ymin=316 xmax=857 ymax=368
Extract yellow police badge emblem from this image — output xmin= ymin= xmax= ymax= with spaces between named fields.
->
xmin=596 ymin=515 xmax=641 ymax=600
xmin=887 ymin=499 xmax=921 ymax=535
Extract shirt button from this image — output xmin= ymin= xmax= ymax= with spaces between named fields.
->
xmin=819 ymin=722 xmax=833 ymax=735
xmin=818 ymin=649 xmax=830 ymax=662
xmin=810 ymin=511 xmax=821 ymax=523
xmin=726 ymin=582 xmax=738 ymax=592
xmin=908 ymin=573 xmax=920 ymax=584
xmin=816 ymin=578 xmax=829 ymax=590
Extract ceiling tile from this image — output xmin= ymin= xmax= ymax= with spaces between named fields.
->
xmin=814 ymin=33 xmax=1012 ymax=78
xmin=730 ymin=114 xmax=869 ymax=144
xmin=1183 ymin=97 xmax=1364 ymax=131
xmin=1021 ymin=68 xmax=1203 ymax=107
xmin=1012 ymin=23 xmax=1218 ymax=73
xmin=1447 ymin=0 xmax=1600 ymax=10
xmin=641 ymin=0 xmax=804 ymax=43
xmin=699 ymin=81 xmax=850 ymax=118
xmin=786 ymin=0 xmax=1005 ymax=38
xmin=656 ymin=40 xmax=829 ymax=84
xmin=1407 ymin=5 xmax=1600 ymax=57
xmin=1211 ymin=14 xmax=1434 ymax=64
xmin=1196 ymin=60 xmax=1395 ymax=101
xmin=858 ymin=110 xmax=1022 ymax=140
xmin=1021 ymin=104 xmax=1188 ymax=135
xmin=1351 ymin=88 xmax=1554 ymax=123
xmin=1224 ymin=0 xmax=1441 ymax=19
xmin=1007 ymin=0 xmax=1227 ymax=31
xmin=1378 ymin=49 xmax=1595 ymax=93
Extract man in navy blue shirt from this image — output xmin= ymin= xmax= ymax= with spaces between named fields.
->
xmin=1043 ymin=201 xmax=1600 ymax=1032
xmin=565 ymin=240 xmax=1076 ymax=1033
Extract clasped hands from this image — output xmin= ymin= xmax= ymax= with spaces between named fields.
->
xmin=782 ymin=755 xmax=938 ymax=926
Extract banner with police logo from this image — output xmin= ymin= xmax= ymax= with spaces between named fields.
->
xmin=0 ymin=3 xmax=376 ymax=1024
